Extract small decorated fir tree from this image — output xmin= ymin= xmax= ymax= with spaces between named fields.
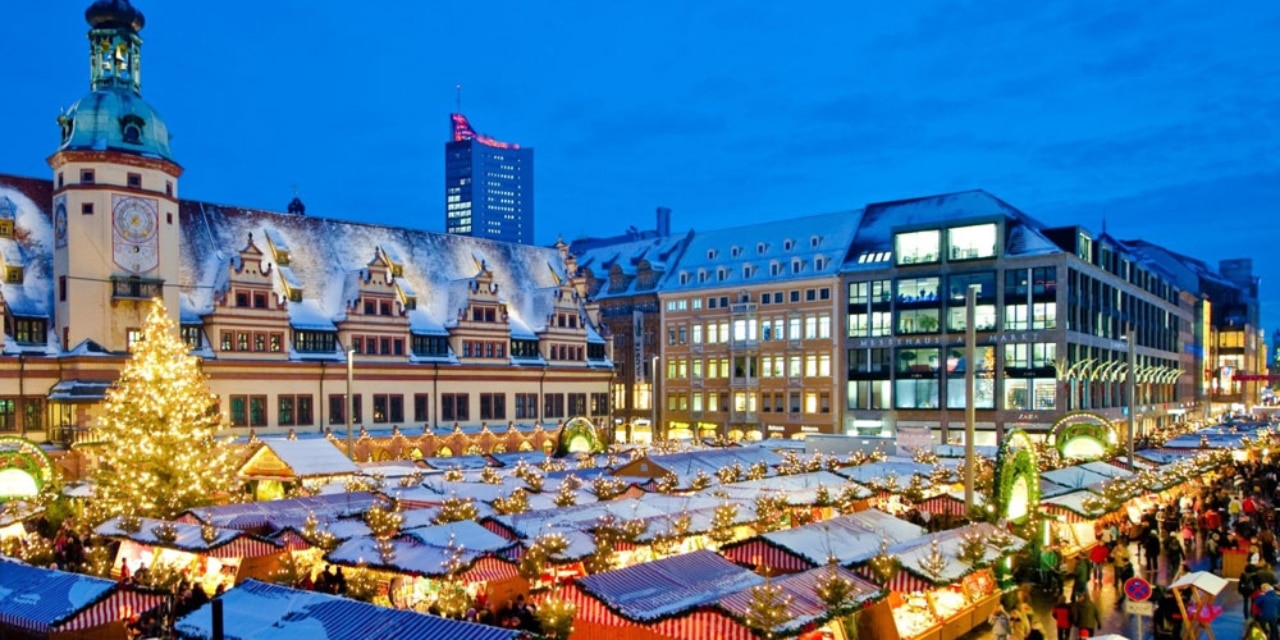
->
xmin=744 ymin=578 xmax=794 ymax=639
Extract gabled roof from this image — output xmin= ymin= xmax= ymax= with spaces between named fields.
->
xmin=174 ymin=580 xmax=521 ymax=640
xmin=237 ymin=439 xmax=360 ymax=479
xmin=182 ymin=492 xmax=386 ymax=534
xmin=717 ymin=564 xmax=881 ymax=634
xmin=576 ymin=549 xmax=764 ymax=622
xmin=738 ymin=510 xmax=926 ymax=567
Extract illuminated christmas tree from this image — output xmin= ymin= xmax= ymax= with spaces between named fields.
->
xmin=707 ymin=501 xmax=740 ymax=547
xmin=90 ymin=300 xmax=238 ymax=521
xmin=744 ymin=578 xmax=793 ymax=639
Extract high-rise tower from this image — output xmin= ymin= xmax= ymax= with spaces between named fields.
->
xmin=444 ymin=114 xmax=534 ymax=244
xmin=48 ymin=0 xmax=182 ymax=352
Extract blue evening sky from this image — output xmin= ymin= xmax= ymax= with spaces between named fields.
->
xmin=8 ymin=2 xmax=1280 ymax=329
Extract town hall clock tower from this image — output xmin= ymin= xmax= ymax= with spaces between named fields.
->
xmin=48 ymin=0 xmax=182 ymax=353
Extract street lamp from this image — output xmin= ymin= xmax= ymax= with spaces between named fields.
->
xmin=346 ymin=345 xmax=356 ymax=461
xmin=1125 ymin=327 xmax=1137 ymax=467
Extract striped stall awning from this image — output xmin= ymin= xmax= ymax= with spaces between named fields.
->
xmin=206 ymin=537 xmax=283 ymax=559
xmin=1045 ymin=504 xmax=1088 ymax=523
xmin=547 ymin=585 xmax=756 ymax=640
xmin=59 ymin=589 xmax=166 ymax=632
xmin=460 ymin=557 xmax=520 ymax=584
xmin=918 ymin=494 xmax=966 ymax=516
xmin=855 ymin=566 xmax=934 ymax=594
xmin=480 ymin=520 xmax=518 ymax=541
xmin=399 ymin=499 xmax=436 ymax=510
xmin=275 ymin=531 xmax=312 ymax=552
xmin=721 ymin=540 xmax=812 ymax=573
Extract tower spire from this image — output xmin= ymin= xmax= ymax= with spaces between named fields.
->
xmin=85 ymin=0 xmax=146 ymax=95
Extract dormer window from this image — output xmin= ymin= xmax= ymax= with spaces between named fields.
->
xmin=0 ymin=221 xmax=12 ymax=239
xmin=679 ymin=272 xmax=690 ymax=285
xmin=698 ymin=269 xmax=708 ymax=284
xmin=717 ymin=267 xmax=729 ymax=282
xmin=742 ymin=265 xmax=755 ymax=279
xmin=707 ymin=249 xmax=718 ymax=260
xmin=757 ymin=243 xmax=767 ymax=254
xmin=810 ymin=235 xmax=821 ymax=248
xmin=5 ymin=267 xmax=22 ymax=284
xmin=120 ymin=115 xmax=145 ymax=145
xmin=770 ymin=261 xmax=782 ymax=277
xmin=814 ymin=256 xmax=828 ymax=271
xmin=783 ymin=239 xmax=794 ymax=251
xmin=791 ymin=259 xmax=803 ymax=274
xmin=730 ymin=246 xmax=741 ymax=257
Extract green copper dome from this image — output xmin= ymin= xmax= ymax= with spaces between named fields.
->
xmin=58 ymin=90 xmax=174 ymax=162
xmin=55 ymin=1 xmax=175 ymax=164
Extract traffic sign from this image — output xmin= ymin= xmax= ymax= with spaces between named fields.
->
xmin=1124 ymin=599 xmax=1154 ymax=616
xmin=1124 ymin=577 xmax=1153 ymax=602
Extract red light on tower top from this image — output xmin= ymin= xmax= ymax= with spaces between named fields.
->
xmin=450 ymin=113 xmax=519 ymax=150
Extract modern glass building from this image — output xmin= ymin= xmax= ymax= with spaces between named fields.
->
xmin=444 ymin=114 xmax=534 ymax=244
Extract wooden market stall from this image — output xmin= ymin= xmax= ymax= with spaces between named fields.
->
xmin=96 ymin=516 xmax=288 ymax=593
xmin=547 ymin=550 xmax=766 ymax=640
xmin=325 ymin=520 xmax=524 ymax=609
xmin=235 ymin=438 xmax=361 ymax=500
xmin=722 ymin=510 xmax=925 ymax=574
xmin=856 ymin=523 xmax=1021 ymax=640
xmin=0 ymin=562 xmax=164 ymax=640
xmin=717 ymin=564 xmax=885 ymax=640
xmin=174 ymin=580 xmax=523 ymax=640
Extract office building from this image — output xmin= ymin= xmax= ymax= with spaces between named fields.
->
xmin=445 ymin=114 xmax=534 ymax=244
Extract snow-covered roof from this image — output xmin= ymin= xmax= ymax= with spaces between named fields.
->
xmin=615 ymin=447 xmax=784 ymax=488
xmin=0 ymin=184 xmax=54 ymax=325
xmin=698 ymin=470 xmax=870 ymax=505
xmin=843 ymin=190 xmax=1061 ymax=271
xmin=174 ymin=579 xmax=521 ymax=640
xmin=95 ymin=516 xmax=249 ymax=553
xmin=741 ymin=510 xmax=926 ymax=567
xmin=1040 ymin=463 xmax=1132 ymax=490
xmin=572 ymin=233 xmax=692 ymax=299
xmin=179 ymin=199 xmax=598 ymax=344
xmin=182 ymin=492 xmax=386 ymax=533
xmin=717 ymin=565 xmax=881 ymax=634
xmin=0 ymin=561 xmax=117 ymax=633
xmin=659 ymin=210 xmax=862 ymax=293
xmin=833 ymin=460 xmax=934 ymax=485
xmin=890 ymin=523 xmax=1027 ymax=585
xmin=242 ymin=439 xmax=361 ymax=478
xmin=399 ymin=520 xmax=514 ymax=555
xmin=576 ymin=549 xmax=764 ymax=622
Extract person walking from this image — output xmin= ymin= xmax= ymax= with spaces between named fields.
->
xmin=1070 ymin=591 xmax=1101 ymax=639
xmin=1050 ymin=594 xmax=1072 ymax=640
xmin=988 ymin=604 xmax=1012 ymax=640
xmin=1253 ymin=583 xmax=1280 ymax=640
xmin=1089 ymin=543 xmax=1109 ymax=590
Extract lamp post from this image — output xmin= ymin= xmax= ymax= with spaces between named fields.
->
xmin=1126 ymin=327 xmax=1137 ymax=467
xmin=963 ymin=285 xmax=977 ymax=514
xmin=651 ymin=355 xmax=660 ymax=441
xmin=346 ymin=345 xmax=356 ymax=461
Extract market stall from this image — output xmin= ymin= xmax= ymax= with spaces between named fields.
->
xmin=858 ymin=524 xmax=1023 ymax=640
xmin=721 ymin=510 xmax=924 ymax=574
xmin=0 ymin=561 xmax=165 ymax=640
xmin=96 ymin=516 xmax=287 ymax=594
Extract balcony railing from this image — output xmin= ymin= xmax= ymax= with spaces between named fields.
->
xmin=111 ymin=276 xmax=164 ymax=300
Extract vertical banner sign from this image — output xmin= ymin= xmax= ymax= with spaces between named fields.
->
xmin=633 ymin=310 xmax=645 ymax=383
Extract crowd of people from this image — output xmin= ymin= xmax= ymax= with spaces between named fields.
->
xmin=1002 ymin=452 xmax=1280 ymax=640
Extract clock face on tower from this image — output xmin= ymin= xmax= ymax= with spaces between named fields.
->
xmin=54 ymin=197 xmax=67 ymax=248
xmin=112 ymin=195 xmax=160 ymax=274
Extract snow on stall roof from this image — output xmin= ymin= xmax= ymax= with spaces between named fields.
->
xmin=96 ymin=516 xmax=246 ymax=552
xmin=327 ymin=535 xmax=509 ymax=577
xmin=749 ymin=511 xmax=926 ymax=566
xmin=617 ymin=448 xmax=784 ymax=487
xmin=0 ymin=560 xmax=117 ymax=631
xmin=890 ymin=523 xmax=1027 ymax=585
xmin=174 ymin=580 xmax=521 ymax=640
xmin=183 ymin=492 xmax=386 ymax=532
xmin=578 ymin=549 xmax=764 ymax=622
xmin=718 ymin=565 xmax=880 ymax=634
xmin=834 ymin=460 xmax=934 ymax=484
xmin=251 ymin=439 xmax=361 ymax=477
xmin=400 ymin=520 xmax=514 ymax=554
xmin=1042 ymin=489 xmax=1103 ymax=517
xmin=698 ymin=471 xmax=868 ymax=505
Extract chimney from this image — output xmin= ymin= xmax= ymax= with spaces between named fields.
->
xmin=656 ymin=206 xmax=672 ymax=237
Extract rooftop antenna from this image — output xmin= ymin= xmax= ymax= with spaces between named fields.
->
xmin=455 ymin=83 xmax=462 ymax=114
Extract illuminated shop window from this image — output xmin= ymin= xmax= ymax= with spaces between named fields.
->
xmin=895 ymin=230 xmax=940 ymax=265
xmin=947 ymin=223 xmax=997 ymax=260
